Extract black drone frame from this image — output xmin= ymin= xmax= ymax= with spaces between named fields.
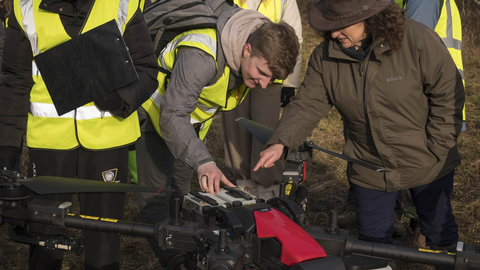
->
xmin=1 ymin=167 xmax=480 ymax=270
xmin=0 ymin=118 xmax=479 ymax=269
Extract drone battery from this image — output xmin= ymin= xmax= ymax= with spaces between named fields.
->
xmin=182 ymin=192 xmax=231 ymax=224
xmin=182 ymin=188 xmax=257 ymax=226
xmin=214 ymin=187 xmax=257 ymax=206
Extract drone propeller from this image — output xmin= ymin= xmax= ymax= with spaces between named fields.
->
xmin=18 ymin=176 xmax=168 ymax=195
xmin=234 ymin=117 xmax=388 ymax=173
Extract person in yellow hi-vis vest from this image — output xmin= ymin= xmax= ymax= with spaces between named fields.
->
xmin=221 ymin=0 xmax=303 ymax=201
xmin=0 ymin=0 xmax=159 ymax=269
xmin=135 ymin=3 xmax=299 ymax=266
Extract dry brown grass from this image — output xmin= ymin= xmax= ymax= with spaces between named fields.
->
xmin=1 ymin=1 xmax=480 ymax=269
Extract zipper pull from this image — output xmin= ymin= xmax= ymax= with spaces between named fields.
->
xmin=359 ymin=63 xmax=364 ymax=77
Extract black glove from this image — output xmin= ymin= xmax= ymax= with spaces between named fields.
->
xmin=280 ymin=87 xmax=295 ymax=107
xmin=92 ymin=88 xmax=124 ymax=112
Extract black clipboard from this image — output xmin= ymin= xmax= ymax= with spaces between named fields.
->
xmin=35 ymin=19 xmax=138 ymax=116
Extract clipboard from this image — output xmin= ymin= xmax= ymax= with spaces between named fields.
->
xmin=34 ymin=19 xmax=139 ymax=116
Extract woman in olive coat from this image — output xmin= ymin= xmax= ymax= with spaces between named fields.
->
xmin=255 ymin=0 xmax=464 ymax=249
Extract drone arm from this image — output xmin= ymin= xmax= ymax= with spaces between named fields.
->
xmin=64 ymin=213 xmax=156 ymax=239
xmin=306 ymin=223 xmax=480 ymax=270
xmin=349 ymin=239 xmax=455 ymax=267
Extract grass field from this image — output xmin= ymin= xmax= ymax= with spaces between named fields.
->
xmin=1 ymin=1 xmax=480 ymax=269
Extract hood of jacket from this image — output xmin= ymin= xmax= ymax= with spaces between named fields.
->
xmin=217 ymin=8 xmax=269 ymax=74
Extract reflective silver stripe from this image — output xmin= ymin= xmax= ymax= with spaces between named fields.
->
xmin=151 ymin=90 xmax=218 ymax=123
xmin=20 ymin=0 xmax=130 ymax=55
xmin=31 ymin=103 xmax=75 ymax=118
xmin=441 ymin=37 xmax=462 ymax=50
xmin=445 ymin=0 xmax=453 ymax=44
xmin=189 ymin=118 xmax=205 ymax=130
xmin=197 ymin=103 xmax=218 ymax=115
xmin=19 ymin=0 xmax=39 ymax=55
xmin=190 ymin=117 xmax=200 ymax=125
xmin=117 ymin=0 xmax=130 ymax=34
xmin=441 ymin=0 xmax=463 ymax=79
xmin=77 ymin=106 xmax=113 ymax=120
xmin=442 ymin=0 xmax=462 ymax=50
xmin=280 ymin=0 xmax=287 ymax=19
xmin=160 ymin=33 xmax=216 ymax=69
xmin=151 ymin=91 xmax=162 ymax=108
xmin=30 ymin=102 xmax=112 ymax=119
xmin=32 ymin=61 xmax=40 ymax=76
xmin=190 ymin=104 xmax=218 ymax=124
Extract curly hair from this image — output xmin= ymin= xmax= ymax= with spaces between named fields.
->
xmin=1 ymin=0 xmax=12 ymax=13
xmin=364 ymin=3 xmax=406 ymax=54
xmin=322 ymin=4 xmax=406 ymax=55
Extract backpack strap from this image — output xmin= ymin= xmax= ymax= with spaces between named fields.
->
xmin=208 ymin=32 xmax=226 ymax=85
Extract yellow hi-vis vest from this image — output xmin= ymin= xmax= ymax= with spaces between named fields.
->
xmin=234 ymin=0 xmax=287 ymax=23
xmin=394 ymin=0 xmax=406 ymax=8
xmin=395 ymin=0 xmax=465 ymax=124
xmin=141 ymin=28 xmax=249 ymax=140
xmin=14 ymin=0 xmax=141 ymax=150
xmin=234 ymin=0 xmax=287 ymax=84
xmin=434 ymin=0 xmax=465 ymax=124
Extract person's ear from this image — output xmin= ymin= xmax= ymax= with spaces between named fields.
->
xmin=242 ymin=43 xmax=252 ymax=58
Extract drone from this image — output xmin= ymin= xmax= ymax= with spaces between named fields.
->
xmin=0 ymin=119 xmax=479 ymax=270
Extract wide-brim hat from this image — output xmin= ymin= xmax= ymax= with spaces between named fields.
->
xmin=308 ymin=0 xmax=394 ymax=32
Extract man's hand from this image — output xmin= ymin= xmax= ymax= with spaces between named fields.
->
xmin=253 ymin=144 xmax=285 ymax=171
xmin=197 ymin=163 xmax=235 ymax=195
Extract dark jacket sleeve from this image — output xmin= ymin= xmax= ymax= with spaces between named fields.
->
xmin=112 ymin=9 xmax=159 ymax=118
xmin=421 ymin=28 xmax=464 ymax=161
xmin=0 ymin=10 xmax=33 ymax=149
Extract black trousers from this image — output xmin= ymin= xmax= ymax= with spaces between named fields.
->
xmin=136 ymin=108 xmax=192 ymax=263
xmin=28 ymin=147 xmax=128 ymax=270
xmin=353 ymin=170 xmax=458 ymax=246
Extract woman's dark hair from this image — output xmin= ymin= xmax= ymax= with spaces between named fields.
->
xmin=322 ymin=4 xmax=406 ymax=54
xmin=1 ymin=0 xmax=12 ymax=13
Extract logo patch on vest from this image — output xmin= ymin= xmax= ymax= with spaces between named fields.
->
xmin=102 ymin=169 xmax=119 ymax=183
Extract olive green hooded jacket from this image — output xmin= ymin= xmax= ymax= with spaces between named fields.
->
xmin=268 ymin=19 xmax=464 ymax=191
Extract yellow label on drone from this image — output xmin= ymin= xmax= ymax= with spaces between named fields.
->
xmin=418 ymin=249 xmax=456 ymax=255
xmin=285 ymin=183 xmax=292 ymax=195
xmin=67 ymin=213 xmax=118 ymax=222
xmin=100 ymin=218 xmax=118 ymax=222
xmin=79 ymin=215 xmax=101 ymax=220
